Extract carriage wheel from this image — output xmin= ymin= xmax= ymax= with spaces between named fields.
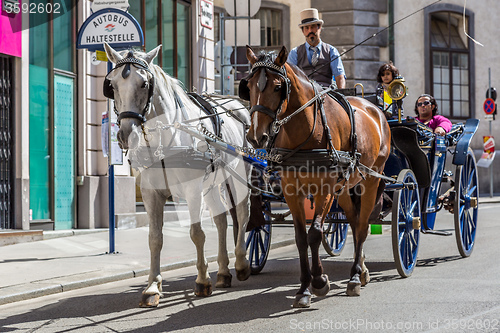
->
xmin=392 ymin=169 xmax=421 ymax=278
xmin=246 ymin=201 xmax=272 ymax=274
xmin=322 ymin=213 xmax=348 ymax=256
xmin=454 ymin=148 xmax=479 ymax=258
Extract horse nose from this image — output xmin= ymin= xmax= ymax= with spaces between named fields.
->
xmin=128 ymin=131 xmax=140 ymax=150
xmin=117 ymin=130 xmax=127 ymax=149
xmin=259 ymin=133 xmax=269 ymax=147
xmin=246 ymin=132 xmax=268 ymax=148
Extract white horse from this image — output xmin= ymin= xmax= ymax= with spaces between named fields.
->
xmin=103 ymin=43 xmax=251 ymax=307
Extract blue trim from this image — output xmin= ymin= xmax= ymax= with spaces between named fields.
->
xmin=77 ymin=8 xmax=144 ymax=51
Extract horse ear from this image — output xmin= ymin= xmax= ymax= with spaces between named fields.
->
xmin=246 ymin=45 xmax=258 ymax=65
xmin=144 ymin=44 xmax=162 ymax=65
xmin=275 ymin=46 xmax=288 ymax=67
xmin=103 ymin=42 xmax=123 ymax=64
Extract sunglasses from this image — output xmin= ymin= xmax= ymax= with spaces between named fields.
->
xmin=417 ymin=100 xmax=432 ymax=107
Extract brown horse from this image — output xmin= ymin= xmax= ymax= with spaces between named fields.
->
xmin=242 ymin=46 xmax=391 ymax=307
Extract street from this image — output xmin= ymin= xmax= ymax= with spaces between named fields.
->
xmin=1 ymin=203 xmax=499 ymax=333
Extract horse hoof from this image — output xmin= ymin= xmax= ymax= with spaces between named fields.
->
xmin=346 ymin=281 xmax=361 ymax=296
xmin=360 ymin=269 xmax=370 ymax=286
xmin=194 ymin=282 xmax=213 ymax=297
xmin=292 ymin=291 xmax=312 ymax=308
xmin=311 ymin=274 xmax=330 ymax=297
xmin=236 ymin=266 xmax=251 ymax=281
xmin=139 ymin=293 xmax=160 ymax=307
xmin=215 ymin=273 xmax=232 ymax=288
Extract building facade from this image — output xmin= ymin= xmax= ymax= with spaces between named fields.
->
xmin=1 ymin=0 xmax=498 ymax=231
xmin=2 ymin=0 xmax=222 ymax=231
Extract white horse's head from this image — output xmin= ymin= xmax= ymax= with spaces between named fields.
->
xmin=103 ymin=42 xmax=161 ymax=149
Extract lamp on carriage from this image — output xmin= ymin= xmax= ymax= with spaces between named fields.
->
xmin=387 ymin=78 xmax=407 ymax=123
xmin=387 ymin=78 xmax=407 ymax=101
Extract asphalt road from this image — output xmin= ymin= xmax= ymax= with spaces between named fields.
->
xmin=1 ymin=203 xmax=499 ymax=333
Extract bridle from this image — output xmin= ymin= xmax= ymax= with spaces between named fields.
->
xmin=240 ymin=58 xmax=333 ymax=153
xmin=239 ymin=60 xmax=291 ymax=122
xmin=103 ymin=55 xmax=156 ymax=126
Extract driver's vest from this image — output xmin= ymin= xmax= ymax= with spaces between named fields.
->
xmin=297 ymin=43 xmax=333 ymax=88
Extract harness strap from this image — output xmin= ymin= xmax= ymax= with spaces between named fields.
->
xmin=279 ymin=83 xmax=321 ymax=162
xmin=174 ymin=91 xmax=197 ymax=147
xmin=117 ymin=110 xmax=147 ymax=123
xmin=249 ymin=105 xmax=277 ymax=120
xmin=328 ymin=91 xmax=357 ymax=158
xmin=317 ymin=84 xmax=334 ymax=152
xmin=187 ymin=92 xmax=221 ymax=137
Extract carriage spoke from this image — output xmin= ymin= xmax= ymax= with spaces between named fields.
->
xmin=467 ymin=185 xmax=477 ymax=197
xmin=258 ymin=231 xmax=266 ymax=256
xmin=406 ymin=236 xmax=414 ymax=265
xmin=464 ymin=212 xmax=472 ymax=244
xmin=254 ymin=231 xmax=261 ymax=263
xmin=409 ymin=231 xmax=418 ymax=248
xmin=404 ymin=235 xmax=410 ymax=267
xmin=246 ymin=229 xmax=255 ymax=249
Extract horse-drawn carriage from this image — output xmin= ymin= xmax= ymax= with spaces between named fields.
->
xmin=103 ymin=43 xmax=479 ymax=308
xmin=243 ymin=88 xmax=480 ymax=278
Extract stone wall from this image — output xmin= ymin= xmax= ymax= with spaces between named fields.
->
xmin=312 ymin=0 xmax=388 ymax=92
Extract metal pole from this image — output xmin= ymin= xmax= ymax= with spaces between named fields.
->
xmin=234 ymin=0 xmax=238 ymax=95
xmin=220 ymin=13 xmax=225 ymax=95
xmin=108 ymin=61 xmax=116 ymax=253
xmin=489 ymin=68 xmax=493 ymax=197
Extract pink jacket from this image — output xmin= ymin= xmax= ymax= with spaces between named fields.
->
xmin=416 ymin=115 xmax=452 ymax=133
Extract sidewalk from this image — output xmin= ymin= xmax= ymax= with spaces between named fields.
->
xmin=0 ymin=218 xmax=295 ymax=306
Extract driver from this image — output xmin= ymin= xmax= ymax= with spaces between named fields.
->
xmin=287 ymin=8 xmax=346 ymax=89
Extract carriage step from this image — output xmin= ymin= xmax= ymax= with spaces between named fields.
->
xmin=421 ymin=229 xmax=452 ymax=236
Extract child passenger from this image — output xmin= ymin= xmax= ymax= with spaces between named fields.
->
xmin=376 ymin=62 xmax=400 ymax=118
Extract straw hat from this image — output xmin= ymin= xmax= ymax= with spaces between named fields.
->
xmin=298 ymin=8 xmax=324 ymax=28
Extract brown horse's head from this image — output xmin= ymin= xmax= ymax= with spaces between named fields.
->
xmin=243 ymin=46 xmax=289 ymax=148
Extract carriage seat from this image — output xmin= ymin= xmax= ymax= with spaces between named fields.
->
xmin=390 ymin=125 xmax=432 ymax=188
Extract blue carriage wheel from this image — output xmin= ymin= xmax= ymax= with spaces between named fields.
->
xmin=392 ymin=169 xmax=421 ymax=278
xmin=246 ymin=201 xmax=272 ymax=274
xmin=454 ymin=148 xmax=478 ymax=258
xmin=322 ymin=212 xmax=348 ymax=256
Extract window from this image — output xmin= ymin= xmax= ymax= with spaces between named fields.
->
xmin=129 ymin=0 xmax=191 ymax=87
xmin=256 ymin=8 xmax=282 ymax=47
xmin=429 ymin=11 xmax=471 ymax=119
xmin=29 ymin=0 xmax=76 ymax=229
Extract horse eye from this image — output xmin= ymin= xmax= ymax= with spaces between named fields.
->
xmin=141 ymin=81 xmax=148 ymax=89
xmin=274 ymin=85 xmax=282 ymax=92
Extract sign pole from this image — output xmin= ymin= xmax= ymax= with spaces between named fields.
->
xmin=77 ymin=7 xmax=144 ymax=253
xmin=488 ymin=68 xmax=493 ymax=197
xmin=108 ymin=61 xmax=116 ymax=254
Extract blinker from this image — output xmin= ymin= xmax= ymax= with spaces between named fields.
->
xmin=257 ymin=69 xmax=267 ymax=92
xmin=122 ymin=63 xmax=131 ymax=79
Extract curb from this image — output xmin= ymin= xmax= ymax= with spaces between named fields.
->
xmin=0 ymin=238 xmax=296 ymax=306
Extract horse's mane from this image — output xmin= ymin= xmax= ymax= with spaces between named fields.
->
xmin=122 ymin=48 xmax=197 ymax=113
xmin=256 ymin=51 xmax=277 ymax=63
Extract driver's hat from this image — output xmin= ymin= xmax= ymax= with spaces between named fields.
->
xmin=298 ymin=8 xmax=324 ymax=28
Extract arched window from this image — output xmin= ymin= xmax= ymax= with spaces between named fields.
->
xmin=426 ymin=5 xmax=475 ymax=119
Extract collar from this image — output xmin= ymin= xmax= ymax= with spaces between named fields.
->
xmin=306 ymin=40 xmax=322 ymax=51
